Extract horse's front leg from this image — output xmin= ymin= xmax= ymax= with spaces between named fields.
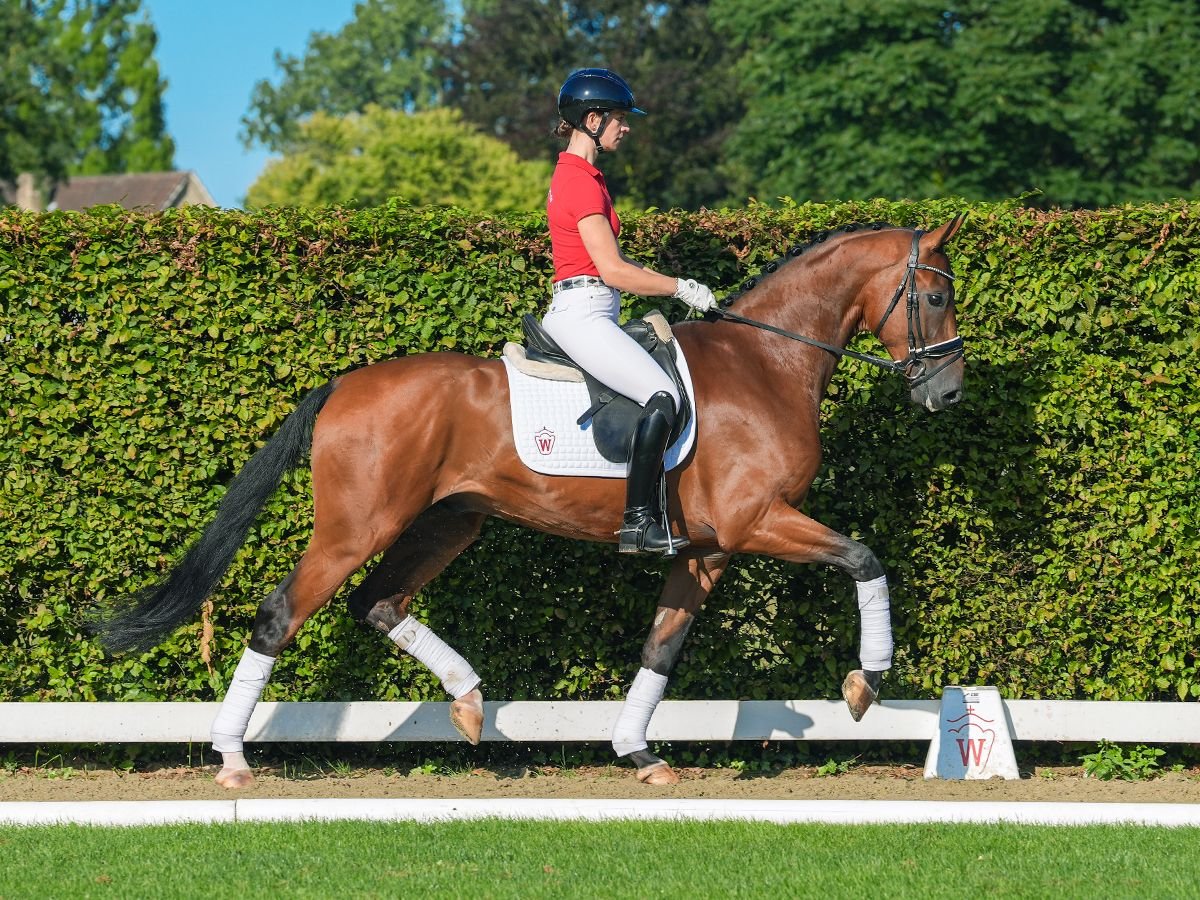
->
xmin=615 ymin=552 xmax=730 ymax=785
xmin=734 ymin=499 xmax=892 ymax=721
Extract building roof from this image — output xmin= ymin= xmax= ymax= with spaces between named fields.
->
xmin=1 ymin=170 xmax=216 ymax=211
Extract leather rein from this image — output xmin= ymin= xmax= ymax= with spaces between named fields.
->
xmin=714 ymin=230 xmax=964 ymax=389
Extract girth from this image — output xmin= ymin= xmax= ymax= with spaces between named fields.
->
xmin=520 ymin=312 xmax=693 ymax=464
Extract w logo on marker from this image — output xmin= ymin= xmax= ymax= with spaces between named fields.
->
xmin=946 ymin=703 xmax=995 ymax=770
xmin=956 ymin=736 xmax=990 ymax=766
xmin=534 ymin=427 xmax=556 ymax=455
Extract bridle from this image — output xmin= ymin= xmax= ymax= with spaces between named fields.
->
xmin=715 ymin=229 xmax=964 ymax=389
xmin=871 ymin=229 xmax=964 ymax=387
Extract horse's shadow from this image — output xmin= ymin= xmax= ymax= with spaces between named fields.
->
xmin=247 ymin=696 xmax=821 ymax=745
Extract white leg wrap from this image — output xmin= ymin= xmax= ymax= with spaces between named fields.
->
xmin=857 ymin=575 xmax=893 ymax=671
xmin=388 ymin=617 xmax=481 ymax=700
xmin=210 ymin=648 xmax=276 ymax=754
xmin=611 ymin=668 xmax=668 ymax=757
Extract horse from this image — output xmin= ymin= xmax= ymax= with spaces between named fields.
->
xmin=93 ymin=215 xmax=967 ymax=788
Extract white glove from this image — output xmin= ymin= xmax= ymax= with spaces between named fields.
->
xmin=674 ymin=277 xmax=716 ymax=312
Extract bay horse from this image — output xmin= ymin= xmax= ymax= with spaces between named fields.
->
xmin=94 ymin=216 xmax=966 ymax=787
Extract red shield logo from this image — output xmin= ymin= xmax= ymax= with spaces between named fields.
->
xmin=534 ymin=427 xmax=556 ymax=455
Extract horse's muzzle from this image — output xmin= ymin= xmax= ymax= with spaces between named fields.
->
xmin=911 ymin=376 xmax=964 ymax=412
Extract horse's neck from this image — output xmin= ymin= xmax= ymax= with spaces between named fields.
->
xmin=720 ymin=247 xmax=870 ymax=413
xmin=735 ymin=251 xmax=865 ymax=361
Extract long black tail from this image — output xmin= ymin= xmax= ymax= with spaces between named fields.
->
xmin=93 ymin=381 xmax=337 ymax=653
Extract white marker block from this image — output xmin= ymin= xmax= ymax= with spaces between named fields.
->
xmin=924 ymin=686 xmax=1020 ymax=780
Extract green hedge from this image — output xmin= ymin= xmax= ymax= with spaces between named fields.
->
xmin=1 ymin=199 xmax=1197 ymax=706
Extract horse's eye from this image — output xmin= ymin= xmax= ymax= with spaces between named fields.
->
xmin=927 ymin=292 xmax=946 ymax=308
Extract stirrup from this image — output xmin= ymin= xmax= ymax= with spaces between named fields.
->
xmin=618 ymin=509 xmax=688 ymax=556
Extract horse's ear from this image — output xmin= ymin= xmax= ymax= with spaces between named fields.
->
xmin=923 ymin=213 xmax=967 ymax=251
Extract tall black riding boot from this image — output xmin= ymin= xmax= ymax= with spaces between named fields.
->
xmin=619 ymin=392 xmax=690 ymax=555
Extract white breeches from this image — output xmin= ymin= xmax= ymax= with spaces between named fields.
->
xmin=542 ymin=285 xmax=679 ymax=408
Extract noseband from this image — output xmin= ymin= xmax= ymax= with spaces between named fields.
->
xmin=715 ymin=229 xmax=964 ymax=389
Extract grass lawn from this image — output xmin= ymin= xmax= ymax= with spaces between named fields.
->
xmin=0 ymin=819 xmax=1197 ymax=898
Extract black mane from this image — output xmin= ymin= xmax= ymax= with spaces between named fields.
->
xmin=719 ymin=221 xmax=900 ymax=309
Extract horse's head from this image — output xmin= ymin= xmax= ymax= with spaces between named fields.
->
xmin=862 ymin=216 xmax=967 ymax=412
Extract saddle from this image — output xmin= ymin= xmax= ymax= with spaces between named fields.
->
xmin=508 ymin=310 xmax=693 ymax=464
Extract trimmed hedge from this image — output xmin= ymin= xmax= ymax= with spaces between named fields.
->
xmin=1 ymin=198 xmax=1197 ymax=706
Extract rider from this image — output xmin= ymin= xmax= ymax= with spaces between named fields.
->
xmin=544 ymin=67 xmax=716 ymax=555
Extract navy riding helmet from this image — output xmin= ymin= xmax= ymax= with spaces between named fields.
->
xmin=557 ymin=68 xmax=645 ymax=149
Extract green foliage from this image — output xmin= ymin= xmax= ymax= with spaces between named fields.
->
xmin=1 ymin=199 xmax=1197 ymax=706
xmin=711 ymin=0 xmax=1200 ymax=207
xmin=0 ymin=0 xmax=173 ymax=185
xmin=815 ymin=756 xmax=858 ymax=777
xmin=241 ymin=0 xmax=449 ymax=153
xmin=1080 ymin=740 xmax=1166 ymax=781
xmin=238 ymin=1 xmax=1200 ymax=211
xmin=245 ymin=106 xmax=550 ymax=211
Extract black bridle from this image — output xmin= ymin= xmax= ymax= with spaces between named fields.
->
xmin=714 ymin=229 xmax=964 ymax=389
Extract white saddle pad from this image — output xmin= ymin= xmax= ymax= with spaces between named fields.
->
xmin=501 ymin=343 xmax=698 ymax=478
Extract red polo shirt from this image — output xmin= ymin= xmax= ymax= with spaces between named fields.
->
xmin=547 ymin=152 xmax=621 ymax=282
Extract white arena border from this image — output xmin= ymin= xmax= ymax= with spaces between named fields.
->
xmin=5 ymin=699 xmax=1200 ymax=743
xmin=2 ymin=798 xmax=1200 ymax=828
xmin=4 ymin=699 xmax=1200 ymax=829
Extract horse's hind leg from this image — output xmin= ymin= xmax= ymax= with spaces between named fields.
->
xmin=211 ymin=521 xmax=408 ymax=788
xmin=345 ymin=500 xmax=488 ymax=744
xmin=614 ymin=552 xmax=731 ymax=785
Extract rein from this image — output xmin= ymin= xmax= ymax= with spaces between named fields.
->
xmin=714 ymin=230 xmax=964 ymax=388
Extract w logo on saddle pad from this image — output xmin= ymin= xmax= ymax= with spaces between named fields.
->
xmin=533 ymin=428 xmax=556 ymax=455
xmin=501 ymin=311 xmax=697 ymax=478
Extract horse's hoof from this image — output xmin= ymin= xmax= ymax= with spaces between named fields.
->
xmin=450 ymin=689 xmax=484 ymax=745
xmin=214 ymin=767 xmax=254 ymax=789
xmin=842 ymin=669 xmax=879 ymax=722
xmin=636 ymin=761 xmax=680 ymax=785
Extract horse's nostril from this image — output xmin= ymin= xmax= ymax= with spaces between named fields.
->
xmin=942 ymin=388 xmax=963 ymax=406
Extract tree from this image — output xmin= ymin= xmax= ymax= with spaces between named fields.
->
xmin=241 ymin=0 xmax=450 ymax=153
xmin=440 ymin=0 xmax=570 ymax=165
xmin=66 ymin=0 xmax=174 ymax=174
xmin=0 ymin=2 xmax=77 ymax=185
xmin=710 ymin=0 xmax=1200 ymax=207
xmin=446 ymin=0 xmax=744 ymax=210
xmin=0 ymin=0 xmax=173 ymax=188
xmin=244 ymin=106 xmax=550 ymax=212
xmin=241 ymin=0 xmax=743 ymax=209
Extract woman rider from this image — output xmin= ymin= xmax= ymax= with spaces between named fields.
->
xmin=543 ymin=67 xmax=716 ymax=555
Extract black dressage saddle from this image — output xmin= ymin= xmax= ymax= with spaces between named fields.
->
xmin=519 ymin=312 xmax=693 ymax=464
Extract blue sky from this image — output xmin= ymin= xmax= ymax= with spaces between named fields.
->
xmin=141 ymin=0 xmax=360 ymax=209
